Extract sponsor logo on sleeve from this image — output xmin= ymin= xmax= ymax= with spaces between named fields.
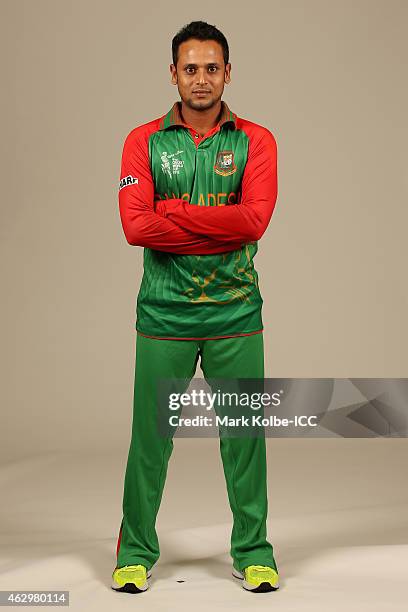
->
xmin=119 ymin=175 xmax=139 ymax=190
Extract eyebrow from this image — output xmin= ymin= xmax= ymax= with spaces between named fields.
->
xmin=182 ymin=62 xmax=221 ymax=68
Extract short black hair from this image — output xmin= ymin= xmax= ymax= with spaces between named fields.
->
xmin=172 ymin=21 xmax=229 ymax=68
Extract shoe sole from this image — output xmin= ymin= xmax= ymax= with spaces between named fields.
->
xmin=232 ymin=566 xmax=279 ymax=592
xmin=111 ymin=569 xmax=152 ymax=593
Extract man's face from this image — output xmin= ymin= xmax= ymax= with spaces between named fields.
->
xmin=170 ymin=38 xmax=231 ymax=111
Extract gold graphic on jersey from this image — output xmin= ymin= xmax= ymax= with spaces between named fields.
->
xmin=182 ymin=244 xmax=259 ymax=304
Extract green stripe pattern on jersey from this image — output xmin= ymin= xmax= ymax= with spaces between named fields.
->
xmin=136 ymin=118 xmax=263 ymax=339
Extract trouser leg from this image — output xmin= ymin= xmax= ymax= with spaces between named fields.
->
xmin=199 ymin=332 xmax=277 ymax=572
xmin=116 ymin=333 xmax=199 ymax=570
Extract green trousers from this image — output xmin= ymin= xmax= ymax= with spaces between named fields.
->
xmin=116 ymin=331 xmax=277 ymax=573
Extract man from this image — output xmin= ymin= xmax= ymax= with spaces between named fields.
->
xmin=112 ymin=20 xmax=279 ymax=594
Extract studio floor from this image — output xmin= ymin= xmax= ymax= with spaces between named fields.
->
xmin=0 ymin=439 xmax=407 ymax=611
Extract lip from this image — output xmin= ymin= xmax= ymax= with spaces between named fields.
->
xmin=193 ymin=91 xmax=210 ymax=94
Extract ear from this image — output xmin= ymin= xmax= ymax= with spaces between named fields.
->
xmin=224 ymin=62 xmax=231 ymax=84
xmin=170 ymin=64 xmax=177 ymax=85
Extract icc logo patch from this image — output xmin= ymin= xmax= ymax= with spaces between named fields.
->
xmin=214 ymin=150 xmax=237 ymax=176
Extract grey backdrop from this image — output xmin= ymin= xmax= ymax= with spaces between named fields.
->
xmin=1 ymin=2 xmax=408 ymax=609
xmin=1 ymin=0 xmax=407 ymax=455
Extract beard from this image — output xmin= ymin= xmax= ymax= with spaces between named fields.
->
xmin=181 ymin=90 xmax=223 ymax=112
xmin=187 ymin=97 xmax=215 ymax=111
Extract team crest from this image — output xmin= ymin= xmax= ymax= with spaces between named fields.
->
xmin=214 ymin=150 xmax=237 ymax=176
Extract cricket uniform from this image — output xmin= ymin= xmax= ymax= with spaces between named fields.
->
xmin=115 ymin=101 xmax=279 ymax=573
xmin=118 ymin=100 xmax=277 ymax=340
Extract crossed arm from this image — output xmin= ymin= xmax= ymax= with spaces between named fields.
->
xmin=154 ymin=128 xmax=278 ymax=243
xmin=118 ymin=127 xmax=277 ymax=254
xmin=118 ymin=130 xmax=245 ymax=254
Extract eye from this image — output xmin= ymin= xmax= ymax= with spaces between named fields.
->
xmin=208 ymin=66 xmax=217 ymax=72
xmin=186 ymin=67 xmax=195 ymax=73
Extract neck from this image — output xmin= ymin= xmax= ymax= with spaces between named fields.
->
xmin=179 ymin=100 xmax=223 ymax=136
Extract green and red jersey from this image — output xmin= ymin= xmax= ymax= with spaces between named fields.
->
xmin=118 ymin=100 xmax=278 ymax=340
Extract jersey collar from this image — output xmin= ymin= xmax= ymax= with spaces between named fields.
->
xmin=159 ymin=100 xmax=237 ymax=131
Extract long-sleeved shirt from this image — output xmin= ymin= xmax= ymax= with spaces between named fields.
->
xmin=118 ymin=100 xmax=278 ymax=340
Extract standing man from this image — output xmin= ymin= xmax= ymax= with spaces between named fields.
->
xmin=112 ymin=20 xmax=279 ymax=594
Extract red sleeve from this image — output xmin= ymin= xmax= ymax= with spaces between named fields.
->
xmin=154 ymin=127 xmax=278 ymax=243
xmin=118 ymin=127 xmax=244 ymax=254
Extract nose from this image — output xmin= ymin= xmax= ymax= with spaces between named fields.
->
xmin=196 ymin=68 xmax=208 ymax=85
